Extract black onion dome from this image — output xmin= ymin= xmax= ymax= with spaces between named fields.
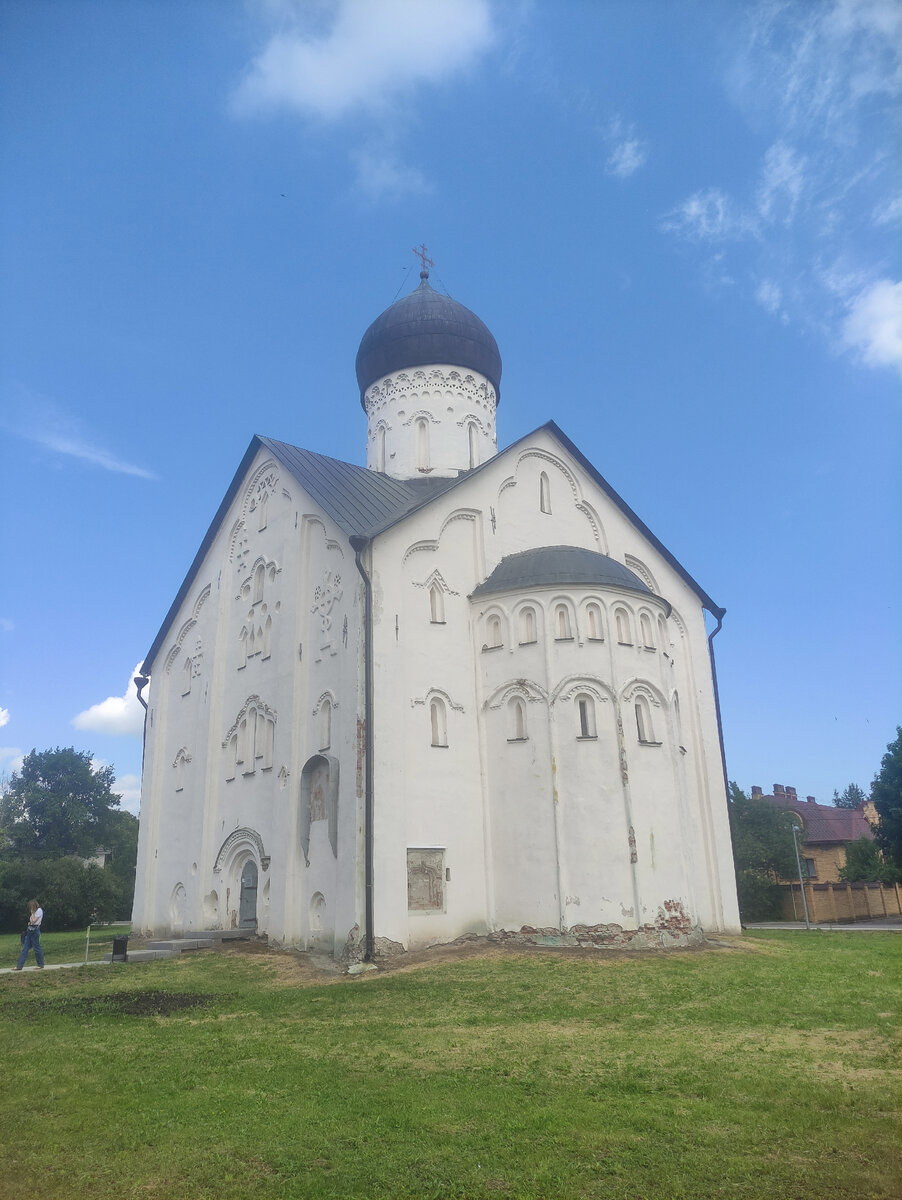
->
xmin=470 ymin=546 xmax=655 ymax=600
xmin=356 ymin=276 xmax=502 ymax=409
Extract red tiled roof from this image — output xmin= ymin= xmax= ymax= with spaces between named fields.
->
xmin=757 ymin=795 xmax=874 ymax=845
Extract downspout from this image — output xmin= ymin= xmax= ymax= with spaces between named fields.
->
xmin=134 ymin=673 xmax=150 ymax=776
xmin=705 ymin=608 xmax=729 ymax=802
xmin=349 ymin=536 xmax=375 ymax=962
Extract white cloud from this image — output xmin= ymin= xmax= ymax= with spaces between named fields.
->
xmin=0 ymin=708 xmax=9 ymax=728
xmin=660 ymin=189 xmax=752 ymax=242
xmin=873 ymin=195 xmax=902 ymax=226
xmin=114 ymin=774 xmax=143 ymax=817
xmin=606 ymin=137 xmax=647 ymax=179
xmin=3 ymin=390 xmax=157 ymax=480
xmin=72 ymin=664 xmax=146 ymax=738
xmin=232 ymin=0 xmax=495 ymax=120
xmin=0 ymin=747 xmax=24 ymax=777
xmin=756 ymin=141 xmax=806 ymax=223
xmin=842 ymin=279 xmax=902 ymax=374
xmin=351 ymin=144 xmax=431 ymax=200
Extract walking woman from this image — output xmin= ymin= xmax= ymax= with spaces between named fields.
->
xmin=16 ymin=900 xmax=44 ymax=970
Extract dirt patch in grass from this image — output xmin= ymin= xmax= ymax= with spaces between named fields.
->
xmin=2 ymin=990 xmax=222 ymax=1020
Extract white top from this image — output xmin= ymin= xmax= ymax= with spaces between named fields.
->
xmin=29 ymin=907 xmax=43 ymax=929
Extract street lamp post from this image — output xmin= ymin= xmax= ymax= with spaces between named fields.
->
xmin=789 ymin=820 xmax=811 ymax=930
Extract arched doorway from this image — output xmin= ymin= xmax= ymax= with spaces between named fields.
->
xmin=239 ymin=859 xmax=258 ymax=930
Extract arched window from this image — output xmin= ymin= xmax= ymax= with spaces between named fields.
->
xmin=430 ymin=698 xmax=448 ymax=747
xmin=539 ymin=471 xmax=551 ymax=514
xmin=673 ymin=692 xmax=685 ymax=751
xmin=415 ymin=418 xmax=430 ymax=471
xmin=253 ymin=562 xmax=265 ymax=605
xmin=429 ymin=583 xmax=445 ymax=624
xmin=486 ymin=614 xmax=503 ymax=649
xmin=555 ymin=604 xmax=572 ymax=640
xmin=615 ymin=608 xmax=632 ymax=645
xmin=182 ymin=657 xmax=192 ymax=696
xmin=319 ymin=699 xmax=332 ymax=751
xmin=238 ymin=627 xmax=248 ymax=670
xmin=375 ymin=425 xmax=386 ymax=472
xmin=640 ymin=612 xmax=655 ymax=649
xmin=519 ymin=607 xmax=537 ymax=644
xmin=576 ymin=694 xmax=597 ymax=739
xmin=467 ymin=421 xmax=479 ymax=469
xmin=658 ymin=615 xmax=668 ymax=653
xmin=508 ymin=696 xmax=527 ymax=741
xmin=586 ymin=604 xmax=603 ymax=641
xmin=262 ymin=614 xmax=272 ymax=659
xmin=256 ymin=491 xmax=268 ymax=532
xmin=635 ymin=695 xmax=657 ymax=744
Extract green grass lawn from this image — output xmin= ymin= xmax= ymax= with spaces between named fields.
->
xmin=2 ymin=923 xmax=132 ymax=967
xmin=0 ymin=932 xmax=898 ymax=1199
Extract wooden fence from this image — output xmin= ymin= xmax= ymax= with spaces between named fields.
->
xmin=779 ymin=880 xmax=902 ymax=923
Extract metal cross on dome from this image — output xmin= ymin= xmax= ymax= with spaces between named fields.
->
xmin=412 ymin=243 xmax=434 ymax=275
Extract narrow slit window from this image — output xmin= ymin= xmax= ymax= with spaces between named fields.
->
xmin=429 ymin=583 xmax=445 ymax=624
xmin=375 ymin=426 xmax=386 ymax=472
xmin=577 ymin=694 xmax=597 ymax=738
xmin=415 ymin=419 xmax=430 ymax=471
xmin=519 ymin=607 xmax=536 ymax=644
xmin=586 ymin=604 xmax=603 ymax=641
xmin=486 ymin=614 xmax=503 ymax=648
xmin=640 ymin=612 xmax=655 ymax=649
xmin=509 ymin=697 xmax=527 ymax=740
xmin=555 ymin=605 xmax=572 ymax=639
xmin=253 ymin=563 xmax=265 ymax=605
xmin=636 ymin=695 xmax=656 ymax=744
xmin=430 ymin=698 xmax=448 ymax=747
xmin=539 ymin=472 xmax=551 ymax=514
xmin=615 ymin=608 xmax=632 ymax=645
xmin=467 ymin=422 xmax=479 ymax=469
xmin=182 ymin=657 xmax=192 ymax=696
xmin=319 ymin=699 xmax=332 ymax=751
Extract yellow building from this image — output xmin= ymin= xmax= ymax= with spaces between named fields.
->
xmin=750 ymin=784 xmax=875 ymax=884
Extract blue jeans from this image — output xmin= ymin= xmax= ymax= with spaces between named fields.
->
xmin=17 ymin=926 xmax=44 ymax=969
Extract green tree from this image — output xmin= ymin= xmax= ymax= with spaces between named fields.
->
xmin=833 ymin=782 xmax=868 ymax=810
xmin=872 ymin=727 xmax=902 ymax=868
xmin=838 ymin=836 xmax=900 ymax=886
xmin=728 ymin=783 xmax=799 ymax=920
xmin=0 ymin=747 xmax=121 ymax=859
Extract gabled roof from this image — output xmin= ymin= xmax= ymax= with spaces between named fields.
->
xmin=756 ymin=795 xmax=875 ymax=845
xmin=143 ymin=421 xmax=723 ymax=672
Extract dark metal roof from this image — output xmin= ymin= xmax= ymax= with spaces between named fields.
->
xmin=470 ymin=546 xmax=654 ymax=600
xmin=143 ymin=420 xmax=723 ymax=673
xmin=355 ymin=276 xmax=502 ymax=408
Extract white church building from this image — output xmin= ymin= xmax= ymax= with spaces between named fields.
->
xmin=132 ymin=266 xmax=741 ymax=958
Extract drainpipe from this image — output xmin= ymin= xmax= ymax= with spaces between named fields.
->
xmin=706 ymin=608 xmax=729 ymax=803
xmin=350 ymin=536 xmax=375 ymax=962
xmin=134 ymin=673 xmax=150 ymax=778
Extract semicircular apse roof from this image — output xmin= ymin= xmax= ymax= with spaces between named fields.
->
xmin=470 ymin=546 xmax=656 ymax=600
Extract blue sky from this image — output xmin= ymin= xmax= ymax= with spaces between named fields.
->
xmin=1 ymin=0 xmax=899 ymax=815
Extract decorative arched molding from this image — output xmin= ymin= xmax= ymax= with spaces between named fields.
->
xmin=312 ymin=690 xmax=338 ymax=717
xmin=625 ymin=554 xmax=659 ymax=594
xmin=411 ymin=687 xmax=465 ymax=714
xmin=575 ymin=501 xmax=607 ymax=553
xmin=484 ymin=679 xmax=548 ymax=710
xmin=498 ymin=476 xmax=518 ymax=495
xmin=223 ymin=695 xmax=278 ymax=745
xmin=163 ymin=584 xmax=212 ymax=672
xmin=299 ymin=753 xmax=340 ymax=865
xmin=241 ymin=459 xmax=280 ymax=522
xmin=619 ymin=678 xmax=667 ymax=709
xmin=213 ymin=827 xmax=270 ymax=874
xmin=172 ymin=746 xmax=192 ymax=769
xmin=236 ymin=556 xmax=281 ymax=602
xmin=669 ymin=606 xmax=689 ymax=640
xmin=514 ymin=449 xmax=581 ymax=504
xmin=402 ymin=539 xmax=439 ymax=563
xmin=438 ymin=507 xmax=480 ymax=539
xmin=550 ymin=676 xmax=616 ymax=707
xmin=455 ymin=411 xmax=492 ymax=434
xmin=401 ymin=408 xmax=442 ymax=427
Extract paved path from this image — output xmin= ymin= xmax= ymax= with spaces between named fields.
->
xmin=746 ymin=918 xmax=902 ymax=931
xmin=0 ymin=960 xmax=112 ymax=975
